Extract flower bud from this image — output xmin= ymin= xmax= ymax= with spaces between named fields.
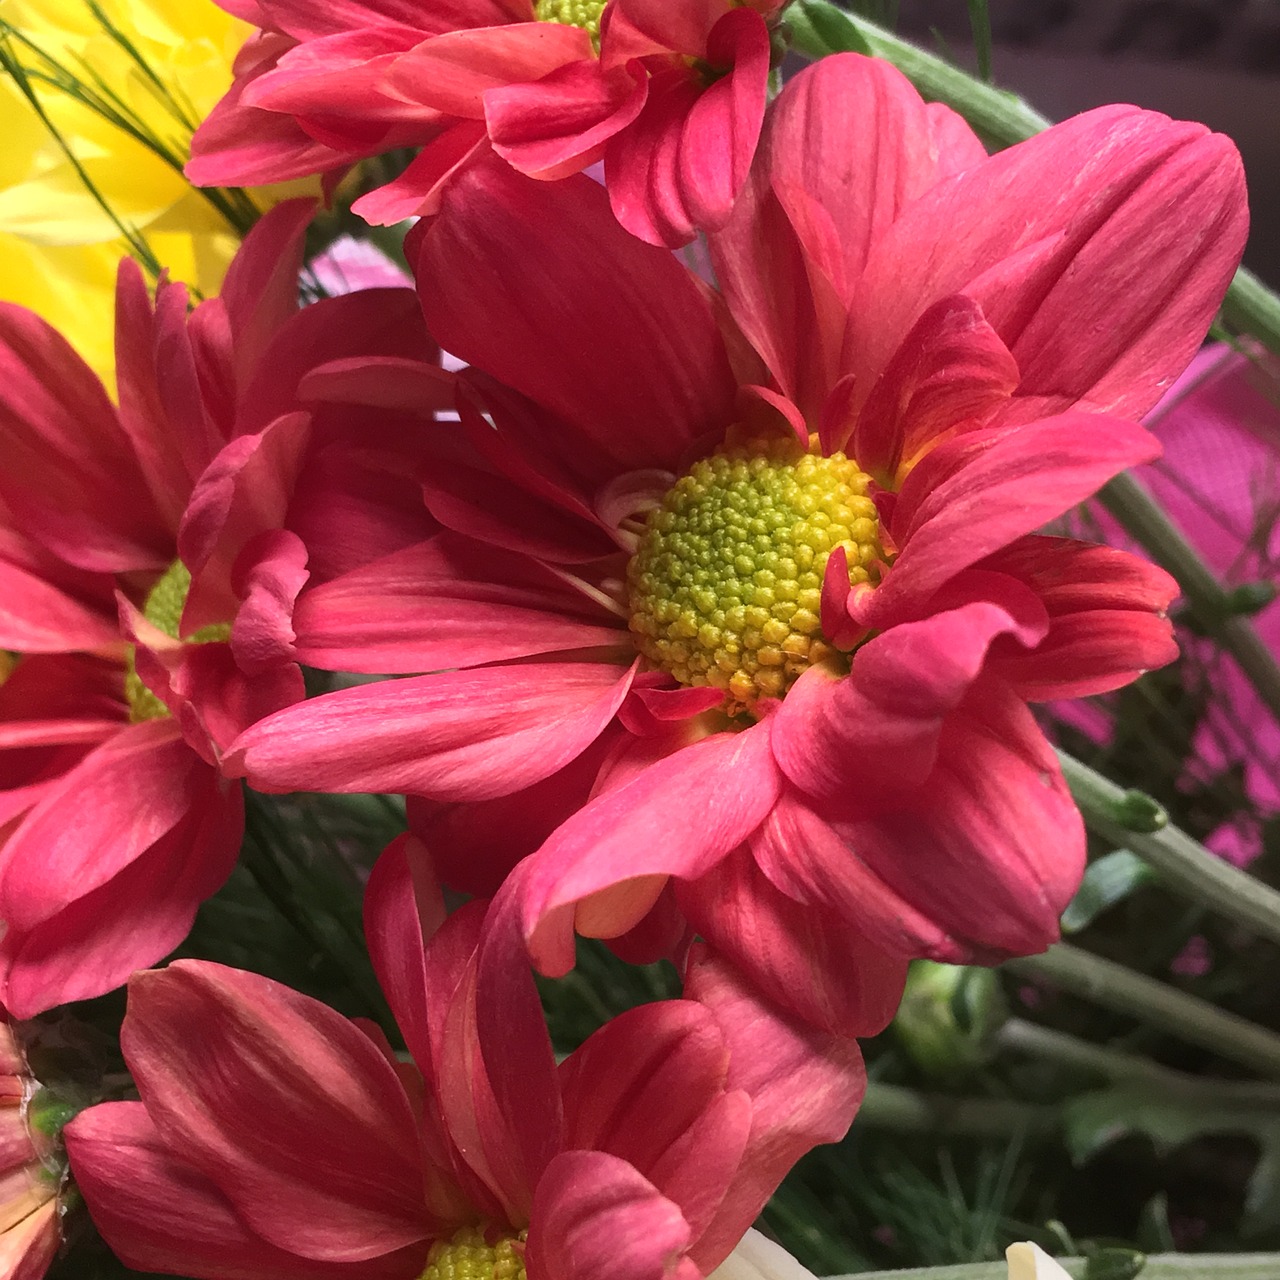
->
xmin=893 ymin=961 xmax=1007 ymax=1077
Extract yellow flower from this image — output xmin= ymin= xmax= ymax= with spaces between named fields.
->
xmin=0 ymin=0 xmax=310 ymax=380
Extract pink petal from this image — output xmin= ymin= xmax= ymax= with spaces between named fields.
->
xmin=66 ymin=1102 xmax=426 ymax=1280
xmin=230 ymin=529 xmax=311 ymax=674
xmin=227 ymin=660 xmax=636 ymax=800
xmin=0 ymin=305 xmax=167 ymax=572
xmin=526 ymin=1150 xmax=691 ymax=1280
xmin=708 ymin=53 xmax=985 ymax=415
xmin=390 ymin=24 xmax=592 ymax=117
xmin=521 ymin=721 xmax=780 ymax=977
xmin=0 ymin=720 xmax=208 ymax=930
xmin=412 ymin=156 xmax=737 ymax=475
xmin=121 ymin=961 xmax=428 ymax=1262
xmin=0 ymin=779 xmax=242 ymax=1017
xmin=406 ymin=725 xmax=621 ymax=896
xmin=603 ymin=66 xmax=702 ymax=247
xmin=833 ymin=681 xmax=1084 ymax=962
xmin=293 ymin=534 xmax=626 ymax=674
xmin=678 ymin=847 xmax=908 ymax=1037
xmin=846 ymin=294 xmax=1019 ymax=475
xmin=487 ymin=58 xmax=647 ymax=180
xmin=180 ymin=412 xmax=313 ymax=632
xmin=351 ymin=121 xmax=489 ymax=223
xmin=863 ymin=412 xmax=1161 ymax=628
xmin=845 ymin=102 xmax=1247 ymax=423
xmin=0 ymin=554 xmax=119 ymax=653
xmin=682 ymin=947 xmax=868 ymax=1273
xmin=748 ymin=789 xmax=955 ymax=964
xmin=187 ymin=34 xmax=364 ymax=186
xmin=979 ymin=536 xmax=1179 ymax=699
xmin=772 ymin=594 xmax=1048 ymax=805
xmin=676 ymin=9 xmax=771 ymax=235
xmin=363 ymin=834 xmax=445 ymax=1079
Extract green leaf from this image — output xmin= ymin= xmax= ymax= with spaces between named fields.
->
xmin=1060 ymin=850 xmax=1156 ymax=934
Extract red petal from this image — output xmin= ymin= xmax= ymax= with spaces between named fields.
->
xmin=121 ymin=961 xmax=428 ymax=1262
xmin=228 ymin=660 xmax=635 ymax=799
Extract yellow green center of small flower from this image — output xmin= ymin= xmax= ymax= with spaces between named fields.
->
xmin=125 ymin=559 xmax=232 ymax=723
xmin=419 ymin=1226 xmax=528 ymax=1280
xmin=534 ymin=0 xmax=607 ymax=39
xmin=627 ymin=437 xmax=882 ymax=713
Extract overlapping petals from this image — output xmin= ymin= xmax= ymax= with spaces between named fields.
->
xmin=188 ymin=0 xmax=783 ymax=244
xmin=66 ymin=836 xmax=865 ymax=1280
xmin=231 ymin=54 xmax=1245 ymax=1036
xmin=0 ymin=199 xmax=443 ymax=1015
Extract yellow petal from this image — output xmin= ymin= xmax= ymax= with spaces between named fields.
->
xmin=1006 ymin=1243 xmax=1075 ymax=1280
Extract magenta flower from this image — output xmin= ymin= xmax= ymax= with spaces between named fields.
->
xmin=231 ymin=54 xmax=1247 ymax=1035
xmin=186 ymin=0 xmax=779 ymax=245
xmin=64 ymin=836 xmax=864 ymax=1280
xmin=0 ymin=202 xmax=442 ymax=1016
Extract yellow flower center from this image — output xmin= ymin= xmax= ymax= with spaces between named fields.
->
xmin=534 ymin=0 xmax=607 ymax=39
xmin=125 ymin=560 xmax=231 ymax=722
xmin=627 ymin=436 xmax=882 ymax=714
xmin=420 ymin=1226 xmax=528 ymax=1280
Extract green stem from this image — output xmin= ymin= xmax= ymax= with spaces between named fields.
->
xmin=1058 ymin=751 xmax=1280 ymax=950
xmin=995 ymin=1018 xmax=1280 ymax=1108
xmin=785 ymin=0 xmax=1280 ymax=359
xmin=1004 ymin=944 xmax=1280 ymax=1079
xmin=834 ymin=1257 xmax=1280 ymax=1280
xmin=857 ymin=1082 xmax=1056 ymax=1139
xmin=1097 ymin=473 xmax=1280 ymax=726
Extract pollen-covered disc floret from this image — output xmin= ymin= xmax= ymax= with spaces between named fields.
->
xmin=420 ymin=1225 xmax=528 ymax=1280
xmin=534 ymin=0 xmax=607 ymax=39
xmin=627 ymin=435 xmax=882 ymax=713
xmin=125 ymin=559 xmax=232 ymax=723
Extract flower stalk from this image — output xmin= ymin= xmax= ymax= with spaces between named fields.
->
xmin=1058 ymin=751 xmax=1280 ymax=950
xmin=1003 ymin=944 xmax=1280 ymax=1079
xmin=832 ymin=1257 xmax=1280 ymax=1279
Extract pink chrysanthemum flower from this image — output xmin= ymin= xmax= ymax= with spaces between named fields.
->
xmin=232 ymin=54 xmax=1248 ymax=1035
xmin=64 ymin=836 xmax=863 ymax=1280
xmin=0 ymin=202 xmax=443 ymax=1016
xmin=186 ymin=0 xmax=779 ymax=245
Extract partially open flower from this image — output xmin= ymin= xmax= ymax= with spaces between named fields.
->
xmin=186 ymin=0 xmax=781 ymax=245
xmin=64 ymin=836 xmax=864 ymax=1280
xmin=0 ymin=1021 xmax=64 ymax=1280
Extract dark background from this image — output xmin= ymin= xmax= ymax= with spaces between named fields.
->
xmin=882 ymin=1 xmax=1280 ymax=285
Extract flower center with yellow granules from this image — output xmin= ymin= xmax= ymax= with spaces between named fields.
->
xmin=419 ymin=1225 xmax=528 ymax=1280
xmin=534 ymin=0 xmax=607 ymax=39
xmin=125 ymin=559 xmax=231 ymax=722
xmin=627 ymin=436 xmax=882 ymax=714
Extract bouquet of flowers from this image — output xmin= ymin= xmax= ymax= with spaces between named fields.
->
xmin=1 ymin=2 xmax=1278 ymax=1278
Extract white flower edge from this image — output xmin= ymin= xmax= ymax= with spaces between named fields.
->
xmin=710 ymin=1231 xmax=1077 ymax=1280
xmin=709 ymin=1230 xmax=824 ymax=1280
xmin=1006 ymin=1242 xmax=1073 ymax=1280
